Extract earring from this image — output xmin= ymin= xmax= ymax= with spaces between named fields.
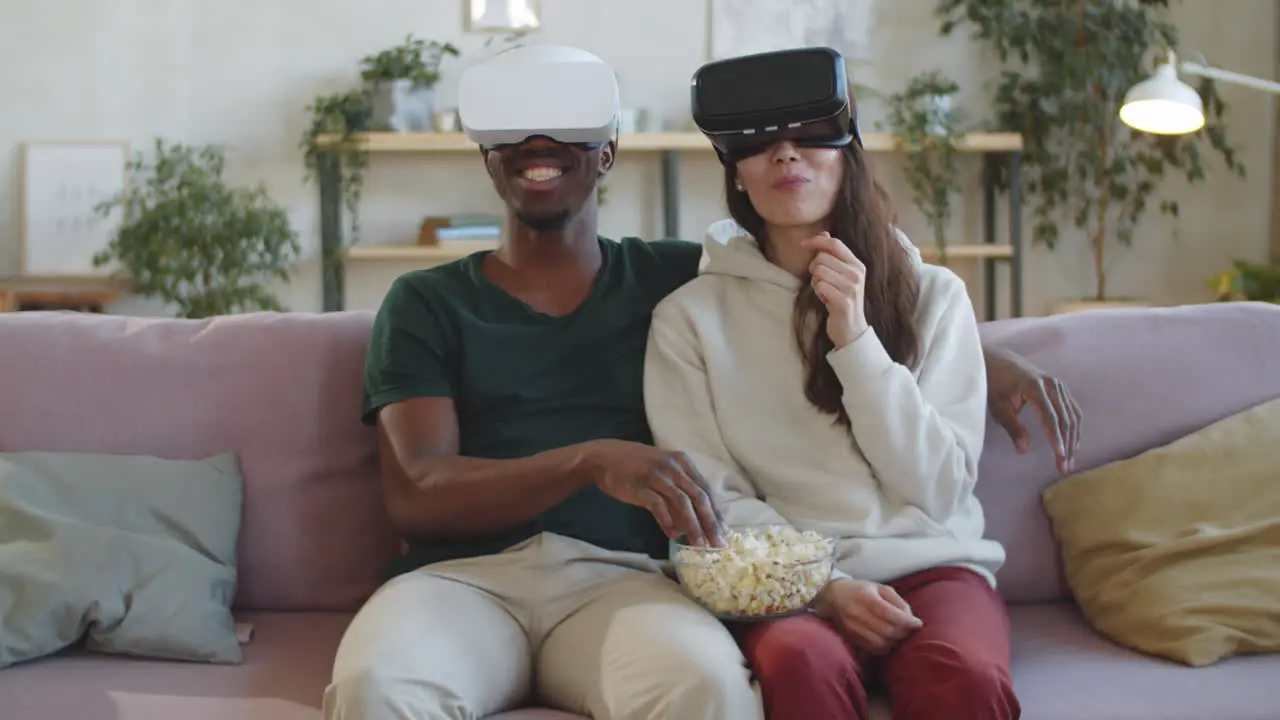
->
xmin=734 ymin=179 xmax=745 ymax=192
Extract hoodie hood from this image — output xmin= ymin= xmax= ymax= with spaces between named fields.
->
xmin=699 ymin=218 xmax=923 ymax=290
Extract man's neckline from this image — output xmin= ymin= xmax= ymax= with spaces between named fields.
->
xmin=467 ymin=236 xmax=613 ymax=321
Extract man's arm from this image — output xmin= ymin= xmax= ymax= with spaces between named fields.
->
xmin=982 ymin=343 xmax=1083 ymax=473
xmin=375 ymin=398 xmax=592 ymax=538
xmin=363 ymin=276 xmax=596 ymax=538
xmin=377 ymin=398 xmax=722 ymax=543
xmin=365 ymin=274 xmax=721 ymax=544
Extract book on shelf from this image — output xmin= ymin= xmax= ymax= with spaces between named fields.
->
xmin=418 ymin=214 xmax=503 ymax=245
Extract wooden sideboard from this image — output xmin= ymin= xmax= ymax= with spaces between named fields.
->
xmin=0 ymin=276 xmax=129 ymax=313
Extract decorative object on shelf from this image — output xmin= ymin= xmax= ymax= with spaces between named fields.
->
xmin=1208 ymin=259 xmax=1280 ymax=303
xmin=433 ymin=108 xmax=460 ymax=132
xmin=883 ymin=70 xmax=964 ymax=266
xmin=359 ymin=34 xmax=460 ymax=133
xmin=418 ymin=214 xmax=503 ymax=246
xmin=301 ymin=89 xmax=373 ymax=244
xmin=19 ymin=140 xmax=129 ymax=277
xmin=1121 ymin=49 xmax=1280 ymax=135
xmin=936 ymin=0 xmax=1246 ymax=305
xmin=466 ymin=0 xmax=541 ymax=33
xmin=709 ymin=0 xmax=875 ymax=63
xmin=91 ymin=139 xmax=301 ymax=319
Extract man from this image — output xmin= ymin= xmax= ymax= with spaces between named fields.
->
xmin=323 ymin=46 xmax=1080 ymax=720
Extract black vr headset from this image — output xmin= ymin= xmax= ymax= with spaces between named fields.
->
xmin=691 ymin=46 xmax=863 ymax=163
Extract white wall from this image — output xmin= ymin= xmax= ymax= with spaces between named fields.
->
xmin=0 ymin=0 xmax=1274 ymax=316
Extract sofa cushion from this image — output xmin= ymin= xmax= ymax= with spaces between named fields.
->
xmin=0 ymin=450 xmax=243 ymax=668
xmin=1041 ymin=395 xmax=1280 ymax=667
xmin=0 ymin=311 xmax=398 ymax=612
xmin=975 ymin=302 xmax=1280 ymax=603
xmin=1007 ymin=602 xmax=1280 ymax=720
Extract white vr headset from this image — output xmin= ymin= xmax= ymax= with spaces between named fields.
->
xmin=457 ymin=44 xmax=621 ymax=149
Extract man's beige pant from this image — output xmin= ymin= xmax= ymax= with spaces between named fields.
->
xmin=322 ymin=532 xmax=763 ymax=720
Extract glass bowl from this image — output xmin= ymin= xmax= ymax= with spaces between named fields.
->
xmin=669 ymin=524 xmax=837 ymax=622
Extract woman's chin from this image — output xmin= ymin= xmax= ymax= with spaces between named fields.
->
xmin=756 ymin=199 xmax=829 ymax=230
xmin=760 ymin=211 xmax=827 ymax=233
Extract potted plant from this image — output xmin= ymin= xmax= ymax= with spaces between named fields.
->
xmin=92 ymin=139 xmax=301 ymax=318
xmin=300 ymin=88 xmax=373 ymax=243
xmin=360 ymin=34 xmax=460 ymax=133
xmin=936 ymin=0 xmax=1247 ymax=311
xmin=1208 ymin=259 xmax=1280 ymax=303
xmin=884 ymin=70 xmax=965 ymax=265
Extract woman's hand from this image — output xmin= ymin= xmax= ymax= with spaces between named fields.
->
xmin=801 ymin=232 xmax=868 ymax=349
xmin=813 ymin=577 xmax=923 ymax=654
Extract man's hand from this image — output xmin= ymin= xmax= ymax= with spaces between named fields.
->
xmin=985 ymin=347 xmax=1082 ymax=473
xmin=579 ymin=439 xmax=725 ymax=547
xmin=813 ymin=578 xmax=923 ymax=654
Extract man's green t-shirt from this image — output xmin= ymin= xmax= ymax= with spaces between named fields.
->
xmin=363 ymin=236 xmax=702 ymax=577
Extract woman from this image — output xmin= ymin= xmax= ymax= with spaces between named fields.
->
xmin=642 ymin=105 xmax=1020 ymax=718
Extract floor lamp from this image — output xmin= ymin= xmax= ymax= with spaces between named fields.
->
xmin=1120 ymin=47 xmax=1280 ymax=268
xmin=1119 ymin=50 xmax=1280 ymax=135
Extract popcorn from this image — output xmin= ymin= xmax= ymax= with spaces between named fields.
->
xmin=674 ymin=525 xmax=835 ymax=618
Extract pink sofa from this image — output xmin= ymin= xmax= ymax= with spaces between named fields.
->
xmin=1 ymin=302 xmax=1278 ymax=720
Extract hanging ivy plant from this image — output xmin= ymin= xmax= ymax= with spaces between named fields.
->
xmin=300 ymin=88 xmax=373 ymax=243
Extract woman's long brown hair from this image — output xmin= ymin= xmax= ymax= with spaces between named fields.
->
xmin=723 ymin=143 xmax=921 ymax=431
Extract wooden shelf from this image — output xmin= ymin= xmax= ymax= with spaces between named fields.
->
xmin=345 ymin=241 xmax=497 ymax=261
xmin=316 ymin=128 xmax=1027 ymax=319
xmin=918 ymin=244 xmax=1015 ymax=259
xmin=344 ymin=241 xmax=1013 ymax=263
xmin=314 ymin=131 xmax=1024 ymax=154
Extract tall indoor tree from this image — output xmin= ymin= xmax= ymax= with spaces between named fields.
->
xmin=936 ymin=0 xmax=1246 ymax=301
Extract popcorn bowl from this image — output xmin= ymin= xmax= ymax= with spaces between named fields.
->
xmin=670 ymin=524 xmax=837 ymax=621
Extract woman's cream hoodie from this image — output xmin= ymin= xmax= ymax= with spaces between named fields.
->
xmin=643 ymin=219 xmax=1005 ymax=586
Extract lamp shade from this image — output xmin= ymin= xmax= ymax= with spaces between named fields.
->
xmin=1119 ymin=62 xmax=1205 ymax=135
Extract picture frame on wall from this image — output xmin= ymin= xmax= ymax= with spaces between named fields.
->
xmin=708 ymin=0 xmax=875 ymax=62
xmin=19 ymin=140 xmax=130 ymax=277
xmin=466 ymin=0 xmax=541 ymax=33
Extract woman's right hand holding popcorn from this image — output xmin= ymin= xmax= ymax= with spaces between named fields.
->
xmin=813 ymin=578 xmax=923 ymax=654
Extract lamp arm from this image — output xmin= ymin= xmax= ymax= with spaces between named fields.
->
xmin=1180 ymin=61 xmax=1280 ymax=96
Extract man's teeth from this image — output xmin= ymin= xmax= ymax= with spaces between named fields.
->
xmin=521 ymin=166 xmax=563 ymax=182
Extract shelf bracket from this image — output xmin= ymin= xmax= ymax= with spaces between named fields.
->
xmin=319 ymin=151 xmax=345 ymax=313
xmin=661 ymin=150 xmax=680 ymax=238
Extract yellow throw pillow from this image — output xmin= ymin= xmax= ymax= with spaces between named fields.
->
xmin=1041 ymin=396 xmax=1280 ymax=667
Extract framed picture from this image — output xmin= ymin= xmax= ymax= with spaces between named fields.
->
xmin=466 ymin=0 xmax=541 ymax=33
xmin=19 ymin=140 xmax=130 ymax=277
xmin=708 ymin=0 xmax=875 ymax=62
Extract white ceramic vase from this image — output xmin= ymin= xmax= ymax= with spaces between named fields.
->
xmin=370 ymin=79 xmax=435 ymax=133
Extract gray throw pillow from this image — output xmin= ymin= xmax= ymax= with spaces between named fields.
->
xmin=0 ymin=450 xmax=244 ymax=668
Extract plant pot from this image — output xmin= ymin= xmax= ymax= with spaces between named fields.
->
xmin=369 ymin=79 xmax=434 ymax=133
xmin=918 ymin=93 xmax=954 ymax=136
xmin=344 ymin=104 xmax=373 ymax=134
xmin=1049 ymin=298 xmax=1153 ymax=315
